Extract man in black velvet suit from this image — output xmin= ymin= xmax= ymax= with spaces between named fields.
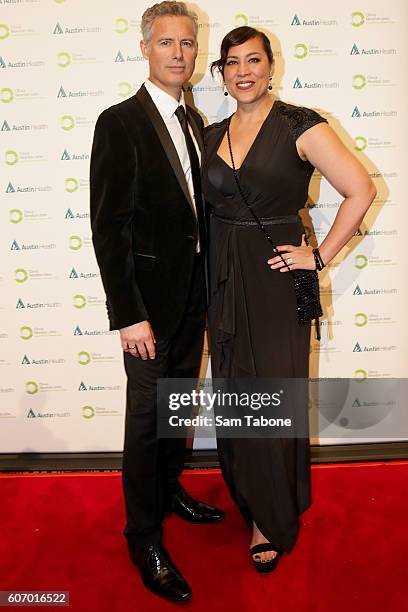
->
xmin=90 ymin=1 xmax=224 ymax=603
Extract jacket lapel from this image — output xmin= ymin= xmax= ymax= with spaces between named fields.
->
xmin=135 ymin=85 xmax=194 ymax=212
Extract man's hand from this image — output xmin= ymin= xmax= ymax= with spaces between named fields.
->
xmin=120 ymin=321 xmax=156 ymax=360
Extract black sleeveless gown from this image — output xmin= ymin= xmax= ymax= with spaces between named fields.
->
xmin=202 ymin=100 xmax=327 ymax=552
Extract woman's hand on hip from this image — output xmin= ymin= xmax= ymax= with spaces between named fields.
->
xmin=267 ymin=234 xmax=315 ymax=272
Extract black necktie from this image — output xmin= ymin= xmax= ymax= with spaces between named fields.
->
xmin=174 ymin=105 xmax=206 ymax=254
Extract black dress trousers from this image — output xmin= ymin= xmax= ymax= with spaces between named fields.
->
xmin=122 ymin=255 xmax=205 ymax=548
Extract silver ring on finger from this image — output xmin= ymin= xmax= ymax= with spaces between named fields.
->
xmin=287 ymin=257 xmax=293 ymax=265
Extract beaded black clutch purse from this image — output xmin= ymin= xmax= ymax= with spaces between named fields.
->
xmin=292 ymin=269 xmax=323 ymax=338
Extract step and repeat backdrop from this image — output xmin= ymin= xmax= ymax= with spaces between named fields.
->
xmin=1 ymin=0 xmax=407 ymax=452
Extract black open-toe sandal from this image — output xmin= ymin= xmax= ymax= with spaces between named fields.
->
xmin=250 ymin=543 xmax=283 ymax=574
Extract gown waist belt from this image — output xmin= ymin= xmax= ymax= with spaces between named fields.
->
xmin=213 ymin=214 xmax=300 ymax=227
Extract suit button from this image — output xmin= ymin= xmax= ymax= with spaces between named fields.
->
xmin=186 ymin=235 xmax=195 ymax=241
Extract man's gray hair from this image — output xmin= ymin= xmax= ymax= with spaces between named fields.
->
xmin=141 ymin=1 xmax=198 ymax=43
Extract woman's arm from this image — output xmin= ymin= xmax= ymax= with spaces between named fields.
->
xmin=268 ymin=123 xmax=377 ymax=271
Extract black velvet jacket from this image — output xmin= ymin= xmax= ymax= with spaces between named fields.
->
xmin=90 ymin=84 xmax=205 ymax=337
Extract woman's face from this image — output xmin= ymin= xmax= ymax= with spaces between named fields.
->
xmin=223 ymin=36 xmax=272 ymax=105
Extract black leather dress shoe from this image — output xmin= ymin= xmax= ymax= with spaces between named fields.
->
xmin=171 ymin=484 xmax=225 ymax=524
xmin=129 ymin=543 xmax=192 ymax=602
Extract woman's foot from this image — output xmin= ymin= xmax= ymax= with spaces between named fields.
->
xmin=250 ymin=521 xmax=278 ymax=563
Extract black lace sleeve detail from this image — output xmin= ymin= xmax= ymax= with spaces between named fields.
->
xmin=277 ymin=101 xmax=328 ymax=141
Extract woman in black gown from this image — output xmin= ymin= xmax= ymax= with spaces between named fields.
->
xmin=202 ymin=26 xmax=376 ymax=572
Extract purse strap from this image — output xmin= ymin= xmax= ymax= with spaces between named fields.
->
xmin=226 ymin=116 xmax=292 ymax=275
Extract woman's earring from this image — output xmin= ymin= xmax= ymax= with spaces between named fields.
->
xmin=268 ymin=77 xmax=272 ymax=91
xmin=224 ymin=86 xmax=228 ymax=97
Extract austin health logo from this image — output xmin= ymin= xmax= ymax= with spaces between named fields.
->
xmin=70 ymin=268 xmax=79 ymax=279
xmin=57 ymin=86 xmax=67 ymax=98
xmin=6 ymin=182 xmax=16 ymax=193
xmin=74 ymin=325 xmax=83 ymax=335
xmin=79 ymin=381 xmax=88 ymax=391
xmin=0 ymin=57 xmax=6 ymax=69
xmin=353 ymin=342 xmax=362 ymax=352
xmin=293 ymin=78 xmax=302 ymax=89
xmin=291 ymin=14 xmax=301 ymax=26
xmin=27 ymin=409 xmax=36 ymax=418
xmin=115 ymin=51 xmax=125 ymax=63
xmin=61 ymin=149 xmax=71 ymax=160
xmin=65 ymin=208 xmax=75 ymax=219
xmin=353 ymin=285 xmax=363 ymax=295
xmin=1 ymin=120 xmax=11 ymax=131
xmin=352 ymin=106 xmax=361 ymax=118
xmin=22 ymin=355 xmax=31 ymax=364
xmin=11 ymin=240 xmax=21 ymax=250
xmin=16 ymin=299 xmax=25 ymax=309
xmin=53 ymin=23 xmax=64 ymax=35
xmin=350 ymin=43 xmax=360 ymax=55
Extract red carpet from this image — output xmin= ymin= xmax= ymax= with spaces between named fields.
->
xmin=0 ymin=463 xmax=407 ymax=612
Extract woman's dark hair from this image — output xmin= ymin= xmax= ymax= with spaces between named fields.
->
xmin=210 ymin=26 xmax=274 ymax=77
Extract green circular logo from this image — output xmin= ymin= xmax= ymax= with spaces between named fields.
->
xmin=0 ymin=88 xmax=14 ymax=103
xmin=61 ymin=115 xmax=75 ymax=131
xmin=9 ymin=209 xmax=23 ymax=224
xmin=118 ymin=81 xmax=132 ymax=98
xmin=69 ymin=235 xmax=82 ymax=250
xmin=20 ymin=326 xmax=33 ymax=340
xmin=294 ymin=43 xmax=308 ymax=59
xmin=57 ymin=51 xmax=72 ymax=68
xmin=352 ymin=74 xmax=366 ymax=90
xmin=354 ymin=312 xmax=368 ymax=327
xmin=0 ymin=24 xmax=10 ymax=40
xmin=82 ymin=405 xmax=95 ymax=419
xmin=355 ymin=254 xmax=368 ymax=269
xmin=54 ymin=0 xmax=66 ymax=3
xmin=354 ymin=369 xmax=367 ymax=382
xmin=5 ymin=150 xmax=18 ymax=165
xmin=115 ymin=18 xmax=129 ymax=33
xmin=354 ymin=136 xmax=368 ymax=151
xmin=73 ymin=294 xmax=87 ymax=309
xmin=78 ymin=351 xmax=91 ymax=365
xmin=15 ymin=269 xmax=28 ymax=283
xmin=235 ymin=14 xmax=249 ymax=26
xmin=25 ymin=381 xmax=39 ymax=395
xmin=65 ymin=177 xmax=79 ymax=192
xmin=351 ymin=11 xmax=365 ymax=27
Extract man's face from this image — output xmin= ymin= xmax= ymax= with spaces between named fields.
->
xmin=140 ymin=16 xmax=197 ymax=99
